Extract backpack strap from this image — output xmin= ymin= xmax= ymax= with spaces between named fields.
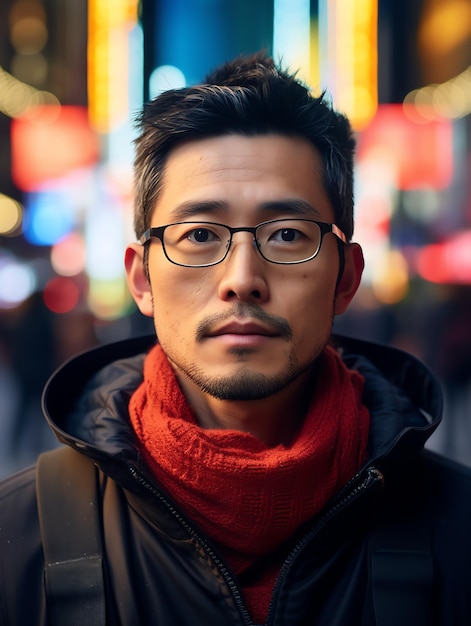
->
xmin=368 ymin=503 xmax=433 ymax=626
xmin=36 ymin=446 xmax=106 ymax=626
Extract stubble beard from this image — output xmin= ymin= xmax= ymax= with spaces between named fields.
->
xmin=176 ymin=350 xmax=307 ymax=401
xmin=164 ymin=329 xmax=334 ymax=403
xmin=156 ymin=301 xmax=335 ymax=402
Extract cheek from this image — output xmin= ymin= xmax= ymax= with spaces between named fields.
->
xmin=280 ymin=269 xmax=337 ymax=334
xmin=150 ymin=269 xmax=210 ymax=331
xmin=289 ymin=264 xmax=337 ymax=298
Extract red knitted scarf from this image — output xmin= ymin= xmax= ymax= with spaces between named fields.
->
xmin=129 ymin=344 xmax=370 ymax=623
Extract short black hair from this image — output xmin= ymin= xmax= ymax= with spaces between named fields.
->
xmin=133 ymin=51 xmax=355 ymax=241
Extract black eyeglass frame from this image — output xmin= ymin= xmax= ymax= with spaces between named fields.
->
xmin=139 ymin=219 xmax=347 ymax=267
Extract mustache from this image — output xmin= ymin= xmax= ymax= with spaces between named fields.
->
xmin=196 ymin=303 xmax=293 ymax=342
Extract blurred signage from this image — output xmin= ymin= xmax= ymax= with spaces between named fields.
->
xmin=319 ymin=0 xmax=378 ymax=130
xmin=11 ymin=105 xmax=99 ymax=191
xmin=357 ymin=104 xmax=453 ymax=190
xmin=88 ymin=0 xmax=139 ymax=133
xmin=417 ymin=231 xmax=471 ymax=284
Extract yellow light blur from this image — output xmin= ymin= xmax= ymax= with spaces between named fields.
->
xmin=403 ymin=65 xmax=471 ymax=122
xmin=419 ymin=0 xmax=471 ymax=56
xmin=372 ymin=249 xmax=409 ymax=304
xmin=87 ymin=0 xmax=139 ymax=133
xmin=0 ymin=194 xmax=23 ymax=235
xmin=0 ymin=65 xmax=59 ymax=118
xmin=88 ymin=277 xmax=131 ymax=320
xmin=321 ymin=0 xmax=378 ymax=131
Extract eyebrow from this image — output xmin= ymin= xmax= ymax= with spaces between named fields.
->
xmin=258 ymin=199 xmax=322 ymax=219
xmin=169 ymin=200 xmax=228 ymax=222
xmin=169 ymin=199 xmax=322 ymax=222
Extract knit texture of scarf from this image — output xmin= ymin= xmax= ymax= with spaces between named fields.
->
xmin=129 ymin=344 xmax=370 ymax=623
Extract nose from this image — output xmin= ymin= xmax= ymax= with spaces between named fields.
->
xmin=217 ymin=233 xmax=269 ymax=303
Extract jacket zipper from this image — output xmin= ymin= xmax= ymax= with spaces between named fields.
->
xmin=128 ymin=464 xmax=254 ymax=626
xmin=264 ymin=465 xmax=384 ymax=625
xmin=129 ymin=464 xmax=383 ymax=626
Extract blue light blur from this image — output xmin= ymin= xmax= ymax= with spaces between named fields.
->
xmin=23 ymin=189 xmax=75 ymax=246
xmin=145 ymin=0 xmax=273 ymax=92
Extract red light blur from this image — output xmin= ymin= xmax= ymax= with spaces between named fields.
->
xmin=417 ymin=231 xmax=471 ymax=284
xmin=11 ymin=105 xmax=99 ymax=191
xmin=357 ymin=104 xmax=453 ymax=190
xmin=43 ymin=277 xmax=80 ymax=314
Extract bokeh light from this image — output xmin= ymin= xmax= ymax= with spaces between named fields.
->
xmin=371 ymin=249 xmax=410 ymax=304
xmin=0 ymin=194 xmax=23 ymax=236
xmin=23 ymin=189 xmax=75 ymax=246
xmin=149 ymin=65 xmax=186 ymax=99
xmin=417 ymin=231 xmax=471 ymax=284
xmin=0 ymin=253 xmax=36 ymax=309
xmin=43 ymin=277 xmax=80 ymax=314
xmin=50 ymin=232 xmax=86 ymax=277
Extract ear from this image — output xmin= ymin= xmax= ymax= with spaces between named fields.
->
xmin=334 ymin=243 xmax=364 ymax=315
xmin=124 ymin=243 xmax=154 ymax=317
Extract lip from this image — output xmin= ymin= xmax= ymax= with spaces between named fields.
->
xmin=206 ymin=320 xmax=279 ymax=338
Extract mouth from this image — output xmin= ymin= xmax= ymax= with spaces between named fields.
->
xmin=195 ymin=306 xmax=293 ymax=344
xmin=206 ymin=320 xmax=280 ymax=338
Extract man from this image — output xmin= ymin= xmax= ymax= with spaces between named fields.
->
xmin=1 ymin=53 xmax=470 ymax=626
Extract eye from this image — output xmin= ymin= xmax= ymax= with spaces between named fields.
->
xmin=185 ymin=227 xmax=221 ymax=244
xmin=270 ymin=228 xmax=304 ymax=243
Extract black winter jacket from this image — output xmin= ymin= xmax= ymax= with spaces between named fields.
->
xmin=1 ymin=334 xmax=471 ymax=626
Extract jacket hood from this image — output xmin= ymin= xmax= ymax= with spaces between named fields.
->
xmin=42 ymin=333 xmax=443 ymax=486
xmin=332 ymin=335 xmax=442 ymax=473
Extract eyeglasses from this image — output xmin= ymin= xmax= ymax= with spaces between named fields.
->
xmin=139 ymin=218 xmax=347 ymax=267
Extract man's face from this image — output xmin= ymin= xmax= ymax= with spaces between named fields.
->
xmin=126 ymin=134 xmax=362 ymax=402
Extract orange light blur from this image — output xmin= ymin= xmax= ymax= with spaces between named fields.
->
xmin=11 ymin=105 xmax=99 ymax=191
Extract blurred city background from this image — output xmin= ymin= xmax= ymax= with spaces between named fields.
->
xmin=0 ymin=0 xmax=470 ymax=477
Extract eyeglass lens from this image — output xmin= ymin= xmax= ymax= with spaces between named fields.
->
xmin=162 ymin=220 xmax=323 ymax=266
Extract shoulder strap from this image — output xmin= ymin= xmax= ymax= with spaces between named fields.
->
xmin=36 ymin=446 xmax=106 ymax=626
xmin=368 ymin=502 xmax=433 ymax=626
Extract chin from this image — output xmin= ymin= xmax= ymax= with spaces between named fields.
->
xmin=188 ymin=361 xmax=314 ymax=402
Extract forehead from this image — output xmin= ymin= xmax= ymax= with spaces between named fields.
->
xmin=152 ymin=134 xmax=334 ymax=223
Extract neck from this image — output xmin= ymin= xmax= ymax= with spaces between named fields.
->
xmin=173 ymin=367 xmax=314 ymax=448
